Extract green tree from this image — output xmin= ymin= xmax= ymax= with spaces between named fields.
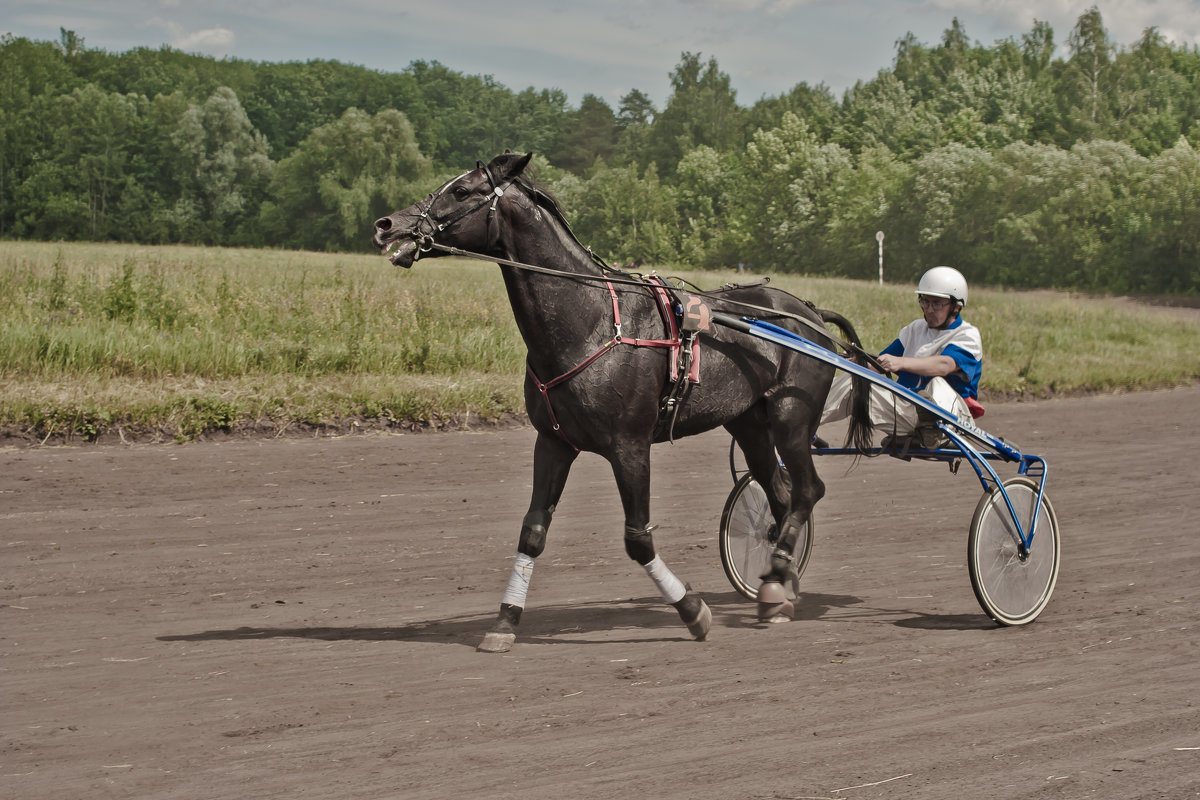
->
xmin=934 ymin=65 xmax=1045 ymax=148
xmin=0 ymin=34 xmax=81 ymax=235
xmin=1017 ymin=21 xmax=1063 ymax=143
xmin=648 ymin=53 xmax=743 ymax=168
xmin=618 ymin=88 xmax=656 ymax=127
xmin=171 ymin=86 xmax=273 ymax=243
xmin=893 ymin=144 xmax=1000 ymax=282
xmin=1059 ymin=6 xmax=1114 ymax=141
xmin=674 ymin=145 xmax=742 ymax=266
xmin=738 ymin=112 xmax=855 ymax=272
xmin=12 ymin=84 xmax=142 ymax=240
xmin=985 ymin=142 xmax=1074 ymax=285
xmin=986 ymin=140 xmax=1146 ymax=290
xmin=59 ymin=85 xmax=140 ymax=238
xmin=402 ymin=61 xmax=498 ymax=165
xmin=1043 ymin=140 xmax=1146 ymax=290
xmin=509 ymin=87 xmax=570 ymax=162
xmin=936 ymin=18 xmax=974 ymax=80
xmin=565 ymin=161 xmax=678 ymax=263
xmin=1021 ymin=20 xmax=1056 ymax=79
xmin=1132 ymin=137 xmax=1200 ymax=292
xmin=403 ymin=61 xmax=559 ymax=167
xmin=264 ymin=107 xmax=431 ymax=251
xmin=614 ymin=88 xmax=656 ymax=168
xmin=892 ymin=32 xmax=938 ymax=99
xmin=821 ymin=147 xmax=910 ymax=281
xmin=241 ymin=61 xmax=340 ymax=160
xmin=836 ymin=72 xmax=942 ymax=158
xmin=550 ymin=93 xmax=617 ymax=173
xmin=1106 ymin=29 xmax=1197 ymax=156
xmin=743 ymin=82 xmax=839 ymax=143
xmin=892 ymin=20 xmax=985 ymax=103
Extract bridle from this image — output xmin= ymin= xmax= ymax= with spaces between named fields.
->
xmin=406 ymin=162 xmax=517 ymax=258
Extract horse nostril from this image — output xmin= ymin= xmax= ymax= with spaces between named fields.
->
xmin=375 ymin=217 xmax=392 ymax=231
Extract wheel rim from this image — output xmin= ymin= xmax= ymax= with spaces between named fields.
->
xmin=721 ymin=476 xmax=774 ymax=599
xmin=719 ymin=472 xmax=812 ymax=601
xmin=969 ymin=477 xmax=1060 ymax=625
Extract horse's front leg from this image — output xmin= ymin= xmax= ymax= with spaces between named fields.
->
xmin=478 ymin=432 xmax=577 ymax=653
xmin=611 ymin=443 xmax=712 ymax=641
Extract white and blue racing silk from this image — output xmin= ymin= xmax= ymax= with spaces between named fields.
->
xmin=880 ymin=315 xmax=983 ymax=399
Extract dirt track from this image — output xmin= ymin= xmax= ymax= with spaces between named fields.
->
xmin=3 ymin=387 xmax=1198 ymax=799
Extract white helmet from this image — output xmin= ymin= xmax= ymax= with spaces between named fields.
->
xmin=916 ymin=266 xmax=967 ymax=307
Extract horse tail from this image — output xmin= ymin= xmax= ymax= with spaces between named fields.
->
xmin=817 ymin=309 xmax=874 ymax=454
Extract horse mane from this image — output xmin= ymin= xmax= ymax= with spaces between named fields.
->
xmin=511 ymin=172 xmax=616 ymax=273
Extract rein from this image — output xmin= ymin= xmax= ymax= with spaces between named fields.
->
xmin=407 ymin=168 xmax=861 ymax=355
xmin=424 ymin=240 xmax=882 ymax=369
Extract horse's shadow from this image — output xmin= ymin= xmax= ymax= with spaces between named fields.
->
xmin=159 ymin=596 xmax=704 ymax=649
xmin=719 ymin=590 xmax=993 ymax=630
xmin=156 ymin=591 xmax=990 ymax=648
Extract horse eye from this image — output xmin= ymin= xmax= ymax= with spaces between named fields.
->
xmin=452 ymin=186 xmax=470 ymax=201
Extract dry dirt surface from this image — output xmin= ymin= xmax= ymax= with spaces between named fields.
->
xmin=3 ymin=387 xmax=1198 ymax=800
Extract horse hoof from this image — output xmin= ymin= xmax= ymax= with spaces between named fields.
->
xmin=757 ymin=581 xmax=794 ymax=623
xmin=673 ymin=593 xmax=712 ymax=641
xmin=477 ymin=631 xmax=516 ymax=653
xmin=685 ymin=599 xmax=712 ymax=641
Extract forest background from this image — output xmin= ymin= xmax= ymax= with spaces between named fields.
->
xmin=3 ymin=7 xmax=1199 ymax=296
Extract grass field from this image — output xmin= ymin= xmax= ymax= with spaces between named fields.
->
xmin=3 ymin=241 xmax=1197 ymax=443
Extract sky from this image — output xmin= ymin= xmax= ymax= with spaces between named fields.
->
xmin=5 ymin=0 xmax=1200 ymax=108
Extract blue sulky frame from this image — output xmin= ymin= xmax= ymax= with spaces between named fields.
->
xmin=714 ymin=314 xmax=1048 ymax=558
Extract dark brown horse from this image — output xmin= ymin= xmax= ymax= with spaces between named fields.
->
xmin=373 ymin=152 xmax=871 ymax=652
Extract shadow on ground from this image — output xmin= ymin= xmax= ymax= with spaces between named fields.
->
xmin=158 ymin=590 xmax=991 ymax=648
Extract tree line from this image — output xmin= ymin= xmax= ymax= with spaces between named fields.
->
xmin=2 ymin=7 xmax=1197 ymax=293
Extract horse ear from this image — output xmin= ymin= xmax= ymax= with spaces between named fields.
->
xmin=489 ymin=152 xmax=533 ymax=181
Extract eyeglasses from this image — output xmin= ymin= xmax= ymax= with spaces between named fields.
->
xmin=918 ymin=296 xmax=952 ymax=309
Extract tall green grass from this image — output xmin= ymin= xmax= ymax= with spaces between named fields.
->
xmin=2 ymin=242 xmax=1197 ymax=443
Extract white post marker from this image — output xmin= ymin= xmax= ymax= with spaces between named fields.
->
xmin=876 ymin=230 xmax=885 ymax=285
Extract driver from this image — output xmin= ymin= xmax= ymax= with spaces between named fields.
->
xmin=820 ymin=266 xmax=983 ymax=445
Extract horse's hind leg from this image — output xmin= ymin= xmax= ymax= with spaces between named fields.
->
xmin=478 ymin=432 xmax=577 ymax=653
xmin=725 ymin=408 xmax=790 ymax=528
xmin=610 ymin=441 xmax=711 ymax=641
xmin=726 ymin=409 xmax=801 ymax=613
xmin=756 ymin=394 xmax=827 ymax=622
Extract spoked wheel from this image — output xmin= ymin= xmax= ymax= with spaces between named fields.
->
xmin=718 ymin=471 xmax=813 ymax=601
xmin=968 ymin=476 xmax=1061 ymax=626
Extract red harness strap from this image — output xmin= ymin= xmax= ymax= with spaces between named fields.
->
xmin=527 ymin=278 xmax=692 ymax=450
xmin=643 ymin=279 xmax=701 ymax=383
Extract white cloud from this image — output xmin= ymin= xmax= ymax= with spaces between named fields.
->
xmin=920 ymin=0 xmax=1200 ymax=47
xmin=145 ymin=18 xmax=236 ymax=55
xmin=175 ymin=26 xmax=236 ymax=53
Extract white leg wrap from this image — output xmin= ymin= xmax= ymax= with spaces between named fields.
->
xmin=643 ymin=555 xmax=687 ymax=604
xmin=501 ymin=553 xmax=535 ymax=608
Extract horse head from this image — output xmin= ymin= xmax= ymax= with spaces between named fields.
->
xmin=372 ymin=152 xmax=533 ymax=269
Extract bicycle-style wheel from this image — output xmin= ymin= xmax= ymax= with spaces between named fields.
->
xmin=718 ymin=471 xmax=813 ymax=601
xmin=968 ymin=476 xmax=1061 ymax=626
